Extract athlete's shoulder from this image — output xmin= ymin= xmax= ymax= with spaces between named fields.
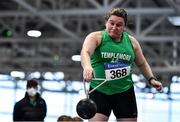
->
xmin=85 ymin=31 xmax=102 ymax=44
xmin=127 ymin=33 xmax=141 ymax=50
xmin=88 ymin=31 xmax=101 ymax=37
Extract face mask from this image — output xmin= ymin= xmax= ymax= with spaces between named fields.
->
xmin=27 ymin=87 xmax=37 ymax=97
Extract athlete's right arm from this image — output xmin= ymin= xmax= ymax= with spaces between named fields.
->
xmin=81 ymin=31 xmax=101 ymax=81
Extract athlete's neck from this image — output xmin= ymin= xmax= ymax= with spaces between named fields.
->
xmin=113 ymin=33 xmax=123 ymax=42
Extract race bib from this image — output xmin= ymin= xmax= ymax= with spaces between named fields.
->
xmin=104 ymin=62 xmax=131 ymax=80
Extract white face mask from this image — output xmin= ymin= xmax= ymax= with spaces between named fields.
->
xmin=27 ymin=87 xmax=37 ymax=97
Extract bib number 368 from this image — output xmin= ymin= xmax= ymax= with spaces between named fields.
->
xmin=110 ymin=68 xmax=127 ymax=79
xmin=104 ymin=62 xmax=130 ymax=80
xmin=105 ymin=66 xmax=130 ymax=80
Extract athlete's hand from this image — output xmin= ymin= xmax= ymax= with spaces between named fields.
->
xmin=83 ymin=66 xmax=94 ymax=81
xmin=150 ymin=79 xmax=163 ymax=92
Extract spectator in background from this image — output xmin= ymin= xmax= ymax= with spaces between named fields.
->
xmin=72 ymin=116 xmax=83 ymax=121
xmin=57 ymin=115 xmax=73 ymax=122
xmin=57 ymin=115 xmax=83 ymax=122
xmin=13 ymin=79 xmax=47 ymax=121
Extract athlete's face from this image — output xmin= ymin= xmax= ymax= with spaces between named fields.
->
xmin=105 ymin=15 xmax=125 ymax=40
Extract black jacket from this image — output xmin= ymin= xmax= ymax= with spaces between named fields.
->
xmin=13 ymin=92 xmax=47 ymax=121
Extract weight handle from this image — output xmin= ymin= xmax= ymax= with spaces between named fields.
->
xmin=83 ymin=79 xmax=89 ymax=99
xmin=83 ymin=78 xmax=107 ymax=97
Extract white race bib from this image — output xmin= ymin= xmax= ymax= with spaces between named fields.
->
xmin=104 ymin=62 xmax=131 ymax=80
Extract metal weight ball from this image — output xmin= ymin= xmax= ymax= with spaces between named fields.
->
xmin=76 ymin=78 xmax=107 ymax=119
xmin=76 ymin=98 xmax=97 ymax=119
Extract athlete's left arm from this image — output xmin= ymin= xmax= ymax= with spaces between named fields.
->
xmin=129 ymin=35 xmax=162 ymax=91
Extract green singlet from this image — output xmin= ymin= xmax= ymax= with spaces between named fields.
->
xmin=90 ymin=30 xmax=135 ymax=95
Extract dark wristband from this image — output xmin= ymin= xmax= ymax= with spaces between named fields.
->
xmin=148 ymin=77 xmax=157 ymax=85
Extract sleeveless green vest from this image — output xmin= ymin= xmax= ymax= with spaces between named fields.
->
xmin=90 ymin=30 xmax=135 ymax=95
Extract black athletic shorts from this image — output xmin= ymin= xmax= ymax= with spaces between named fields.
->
xmin=89 ymin=86 xmax=138 ymax=118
